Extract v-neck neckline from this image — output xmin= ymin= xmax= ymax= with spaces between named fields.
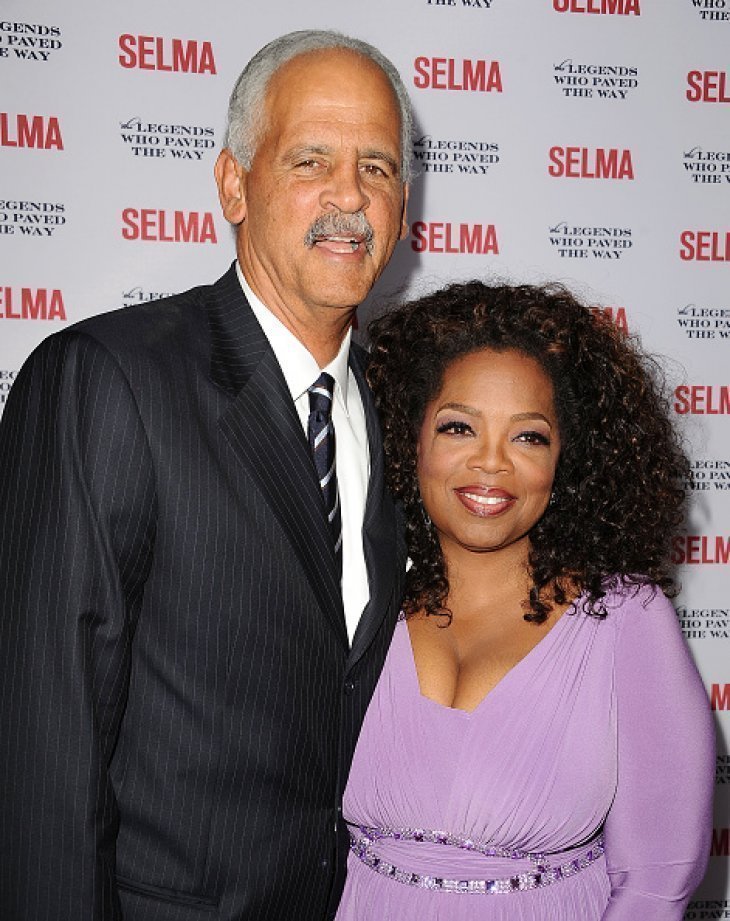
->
xmin=402 ymin=599 xmax=577 ymax=719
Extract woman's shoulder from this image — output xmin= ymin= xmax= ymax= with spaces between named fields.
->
xmin=599 ymin=578 xmax=671 ymax=612
xmin=594 ymin=578 xmax=686 ymax=650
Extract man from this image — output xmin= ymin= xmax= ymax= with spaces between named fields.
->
xmin=0 ymin=31 xmax=410 ymax=921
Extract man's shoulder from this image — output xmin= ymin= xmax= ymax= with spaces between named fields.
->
xmin=69 ymin=281 xmax=211 ymax=355
xmin=42 ymin=267 xmax=242 ymax=376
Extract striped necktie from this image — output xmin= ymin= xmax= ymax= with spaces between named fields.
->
xmin=307 ymin=372 xmax=342 ymax=577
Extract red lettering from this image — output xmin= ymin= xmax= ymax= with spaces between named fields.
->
xmin=463 ymin=59 xmax=485 ymax=92
xmin=176 ymin=211 xmax=199 ymax=243
xmin=118 ymin=35 xmax=216 ymax=74
xmin=674 ymin=386 xmax=730 ymax=415
xmin=687 ymin=70 xmax=730 ymax=103
xmin=679 ymin=230 xmax=694 ymax=260
xmin=17 ymin=115 xmax=44 ymax=148
xmin=686 ymin=71 xmax=702 ymax=102
xmin=673 ymin=385 xmax=691 ymax=414
xmin=412 ymin=58 xmax=501 ymax=92
xmin=118 ymin=33 xmax=135 ymax=68
xmin=553 ymin=0 xmax=640 ymax=13
xmin=671 ymin=535 xmax=730 ymax=564
xmin=413 ymin=57 xmax=429 ymax=90
xmin=0 ymin=288 xmax=65 ymax=321
xmin=592 ymin=306 xmax=629 ymax=334
xmin=153 ymin=210 xmax=170 ymax=241
xmin=198 ymin=42 xmax=216 ymax=75
xmin=548 ymin=147 xmax=633 ymax=179
xmin=18 ymin=288 xmax=66 ymax=321
xmin=172 ymin=39 xmax=195 ymax=73
xmin=679 ymin=230 xmax=730 ymax=261
xmin=461 ymin=224 xmax=483 ymax=254
xmin=548 ymin=147 xmax=563 ymax=177
xmin=0 ymin=113 xmax=62 ymax=150
xmin=712 ymin=536 xmax=730 ymax=563
xmin=411 ymin=220 xmax=428 ymax=252
xmin=0 ymin=287 xmax=21 ymax=319
xmin=22 ymin=288 xmax=47 ymax=320
xmin=711 ymin=688 xmax=730 ymax=712
xmin=121 ymin=208 xmax=139 ymax=240
xmin=152 ymin=37 xmax=170 ymax=72
xmin=44 ymin=117 xmax=63 ymax=150
xmin=121 ymin=209 xmax=217 ymax=243
xmin=410 ymin=222 xmax=498 ymax=254
xmin=136 ymin=35 xmax=154 ymax=69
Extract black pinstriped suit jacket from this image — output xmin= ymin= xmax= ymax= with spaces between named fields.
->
xmin=0 ymin=264 xmax=406 ymax=921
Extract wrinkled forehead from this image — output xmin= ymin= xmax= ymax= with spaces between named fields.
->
xmin=263 ymin=47 xmax=402 ymax=135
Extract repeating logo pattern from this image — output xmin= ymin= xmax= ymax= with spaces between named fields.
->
xmin=1 ymin=4 xmax=727 ymax=913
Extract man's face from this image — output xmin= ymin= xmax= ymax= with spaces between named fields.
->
xmin=221 ymin=49 xmax=408 ymax=332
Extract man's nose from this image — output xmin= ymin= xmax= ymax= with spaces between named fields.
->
xmin=319 ymin=162 xmax=370 ymax=214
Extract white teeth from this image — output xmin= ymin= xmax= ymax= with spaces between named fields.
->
xmin=462 ymin=492 xmax=510 ymax=505
xmin=320 ymin=236 xmax=360 ymax=252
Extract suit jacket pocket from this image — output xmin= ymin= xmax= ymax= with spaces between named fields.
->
xmin=117 ymin=875 xmax=219 ymax=916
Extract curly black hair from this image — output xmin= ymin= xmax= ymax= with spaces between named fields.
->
xmin=367 ymin=281 xmax=689 ymax=623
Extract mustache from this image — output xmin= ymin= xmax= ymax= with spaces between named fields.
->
xmin=304 ymin=211 xmax=374 ymax=254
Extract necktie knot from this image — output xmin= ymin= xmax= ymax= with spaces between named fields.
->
xmin=308 ymin=372 xmax=335 ymax=419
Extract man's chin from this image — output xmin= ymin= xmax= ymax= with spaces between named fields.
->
xmin=312 ymin=275 xmax=379 ymax=312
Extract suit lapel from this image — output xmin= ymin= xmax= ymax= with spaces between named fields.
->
xmin=208 ymin=265 xmax=348 ymax=648
xmin=347 ymin=347 xmax=398 ymax=671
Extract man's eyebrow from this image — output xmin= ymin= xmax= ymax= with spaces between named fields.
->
xmin=282 ymin=145 xmax=399 ymax=174
xmin=284 ymin=144 xmax=332 ymax=160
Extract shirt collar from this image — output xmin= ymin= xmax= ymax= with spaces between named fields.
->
xmin=235 ymin=262 xmax=352 ymax=412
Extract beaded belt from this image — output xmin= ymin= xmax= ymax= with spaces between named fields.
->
xmin=349 ymin=825 xmax=605 ymax=894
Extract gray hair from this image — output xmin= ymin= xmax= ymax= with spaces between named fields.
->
xmin=224 ymin=30 xmax=413 ymax=183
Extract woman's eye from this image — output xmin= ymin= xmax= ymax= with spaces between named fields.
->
xmin=515 ymin=431 xmax=550 ymax=446
xmin=436 ymin=420 xmax=473 ymax=436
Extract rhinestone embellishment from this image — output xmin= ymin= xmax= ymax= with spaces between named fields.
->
xmin=349 ymin=825 xmax=605 ymax=895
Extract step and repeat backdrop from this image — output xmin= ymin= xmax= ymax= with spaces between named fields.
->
xmin=2 ymin=0 xmax=728 ymax=912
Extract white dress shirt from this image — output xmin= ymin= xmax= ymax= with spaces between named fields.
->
xmin=235 ymin=263 xmax=370 ymax=644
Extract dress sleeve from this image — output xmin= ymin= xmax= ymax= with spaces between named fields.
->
xmin=601 ymin=587 xmax=715 ymax=920
xmin=0 ymin=332 xmax=157 ymax=920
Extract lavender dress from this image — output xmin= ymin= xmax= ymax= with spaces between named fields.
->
xmin=336 ymin=585 xmax=715 ymax=920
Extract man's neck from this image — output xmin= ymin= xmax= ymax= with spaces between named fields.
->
xmin=238 ymin=258 xmax=357 ymax=368
xmin=236 ymin=261 xmax=353 ymax=367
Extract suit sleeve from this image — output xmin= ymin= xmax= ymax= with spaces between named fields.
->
xmin=601 ymin=588 xmax=715 ymax=920
xmin=0 ymin=331 xmax=156 ymax=920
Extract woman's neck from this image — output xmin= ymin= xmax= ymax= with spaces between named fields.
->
xmin=441 ymin=539 xmax=534 ymax=624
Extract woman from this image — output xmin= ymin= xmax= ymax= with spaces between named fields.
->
xmin=336 ymin=282 xmax=715 ymax=920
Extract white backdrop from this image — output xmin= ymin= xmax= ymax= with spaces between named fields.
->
xmin=1 ymin=1 xmax=728 ymax=912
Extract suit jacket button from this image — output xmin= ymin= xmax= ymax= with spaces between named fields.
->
xmin=343 ymin=680 xmax=355 ymax=695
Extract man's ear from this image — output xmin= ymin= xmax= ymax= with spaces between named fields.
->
xmin=214 ymin=148 xmax=247 ymax=225
xmin=399 ymin=183 xmax=410 ymax=241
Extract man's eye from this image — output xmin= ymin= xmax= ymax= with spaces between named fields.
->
xmin=436 ymin=420 xmax=473 ymax=436
xmin=361 ymin=163 xmax=387 ymax=177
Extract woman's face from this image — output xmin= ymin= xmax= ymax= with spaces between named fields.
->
xmin=416 ymin=348 xmax=561 ymax=562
